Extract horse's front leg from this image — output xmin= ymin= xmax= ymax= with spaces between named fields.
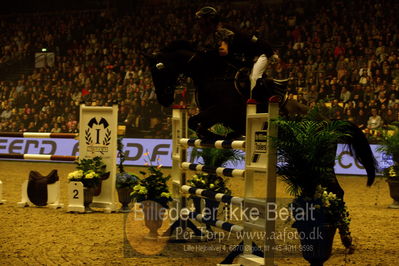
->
xmin=188 ymin=113 xmax=225 ymax=140
xmin=188 ymin=104 xmax=246 ymax=140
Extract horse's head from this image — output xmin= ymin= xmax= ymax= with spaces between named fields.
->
xmin=146 ymin=40 xmax=195 ymax=107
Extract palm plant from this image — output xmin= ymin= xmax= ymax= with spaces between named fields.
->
xmin=376 ymin=125 xmax=399 ymax=209
xmin=377 ymin=124 xmax=399 ymax=180
xmin=272 ymin=116 xmax=357 ymax=262
xmin=272 ymin=118 xmax=351 ymax=197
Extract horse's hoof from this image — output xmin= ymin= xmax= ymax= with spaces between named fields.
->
xmin=346 ymin=244 xmax=355 ymax=254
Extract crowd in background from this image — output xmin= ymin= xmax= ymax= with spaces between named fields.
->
xmin=0 ymin=0 xmax=398 ymax=141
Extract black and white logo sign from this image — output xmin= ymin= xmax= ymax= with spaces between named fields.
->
xmin=85 ymin=117 xmax=111 ymax=153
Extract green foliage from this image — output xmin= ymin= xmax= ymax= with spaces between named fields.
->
xmin=130 ymin=166 xmax=172 ymax=208
xmin=117 ymin=137 xmax=126 ymax=173
xmin=76 ymin=156 xmax=108 ymax=176
xmin=377 ymin=125 xmax=399 ymax=166
xmin=273 ymin=115 xmax=353 ymax=236
xmin=67 ymin=156 xmax=109 ymax=188
xmin=377 ymin=125 xmax=399 ymax=181
xmin=271 ymin=118 xmax=351 ymax=197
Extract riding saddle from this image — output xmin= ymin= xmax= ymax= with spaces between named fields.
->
xmin=234 ymin=67 xmax=288 ymax=103
xmin=27 ymin=169 xmax=59 ymax=206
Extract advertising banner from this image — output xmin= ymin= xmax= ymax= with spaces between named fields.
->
xmin=0 ymin=137 xmax=388 ymax=176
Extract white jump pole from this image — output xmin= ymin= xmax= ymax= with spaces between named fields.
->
xmin=171 ymin=105 xmax=188 ymax=222
xmin=237 ymin=99 xmax=279 ymax=266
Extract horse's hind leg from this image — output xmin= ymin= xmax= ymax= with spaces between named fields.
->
xmin=327 ymin=178 xmax=355 ymax=253
xmin=281 ymin=100 xmax=309 ymax=117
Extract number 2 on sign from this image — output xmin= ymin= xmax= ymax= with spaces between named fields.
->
xmin=73 ymin=189 xmax=79 ymax=199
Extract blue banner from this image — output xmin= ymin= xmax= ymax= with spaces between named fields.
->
xmin=0 ymin=137 xmax=388 ymax=176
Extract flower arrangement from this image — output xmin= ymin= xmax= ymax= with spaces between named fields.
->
xmin=377 ymin=125 xmax=399 ymax=181
xmin=67 ymin=156 xmax=110 ymax=188
xmin=116 ymin=172 xmax=139 ymax=189
xmin=187 ymin=173 xmax=231 ymax=195
xmin=116 ymin=138 xmax=139 ymax=189
xmin=291 ymin=185 xmax=351 ymax=238
xmin=381 ymin=165 xmax=399 ymax=182
xmin=130 ymin=152 xmax=172 ymax=208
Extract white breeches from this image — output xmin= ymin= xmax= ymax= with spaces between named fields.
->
xmin=250 ymin=54 xmax=268 ymax=90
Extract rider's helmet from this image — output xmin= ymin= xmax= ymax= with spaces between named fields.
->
xmin=195 ymin=6 xmax=219 ymax=32
xmin=195 ymin=6 xmax=218 ymax=20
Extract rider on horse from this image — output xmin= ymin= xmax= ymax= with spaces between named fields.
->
xmin=195 ymin=6 xmax=286 ymax=102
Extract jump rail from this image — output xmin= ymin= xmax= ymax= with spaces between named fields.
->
xmin=0 ymin=132 xmax=78 ymax=139
xmin=181 ymin=184 xmax=244 ymax=206
xmin=0 ymin=153 xmax=77 ymax=161
xmin=188 ymin=211 xmax=244 ymax=233
xmin=181 ymin=162 xmax=245 ymax=178
xmin=179 ymin=138 xmax=245 ymax=150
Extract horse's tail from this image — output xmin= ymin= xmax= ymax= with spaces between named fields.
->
xmin=345 ymin=122 xmax=378 ymax=186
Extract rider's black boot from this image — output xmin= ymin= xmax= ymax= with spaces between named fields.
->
xmin=251 ymin=76 xmax=288 ymax=103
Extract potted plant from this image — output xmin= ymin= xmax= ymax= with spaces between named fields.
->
xmin=116 ymin=138 xmax=139 ymax=212
xmin=67 ymin=156 xmax=110 ymax=212
xmin=130 ymin=153 xmax=172 ymax=239
xmin=377 ymin=125 xmax=399 ymax=209
xmin=187 ymin=124 xmax=244 ymax=230
xmin=271 ymin=117 xmax=355 ymax=265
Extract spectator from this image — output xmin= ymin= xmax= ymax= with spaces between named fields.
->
xmin=367 ymin=108 xmax=383 ymax=130
xmin=382 ymin=109 xmax=396 ymax=126
xmin=50 ymin=123 xmax=61 ymax=133
xmin=354 ymin=109 xmax=368 ymax=130
xmin=339 ymin=86 xmax=351 ymax=103
xmin=0 ymin=0 xmax=398 ymax=140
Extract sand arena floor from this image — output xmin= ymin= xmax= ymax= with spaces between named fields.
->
xmin=0 ymin=160 xmax=399 ymax=266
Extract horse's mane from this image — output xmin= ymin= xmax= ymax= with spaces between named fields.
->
xmin=163 ymin=40 xmax=195 ymax=53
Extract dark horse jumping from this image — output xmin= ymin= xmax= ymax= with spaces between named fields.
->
xmin=148 ymin=41 xmax=377 ymax=257
xmin=148 ymin=40 xmax=308 ymax=140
